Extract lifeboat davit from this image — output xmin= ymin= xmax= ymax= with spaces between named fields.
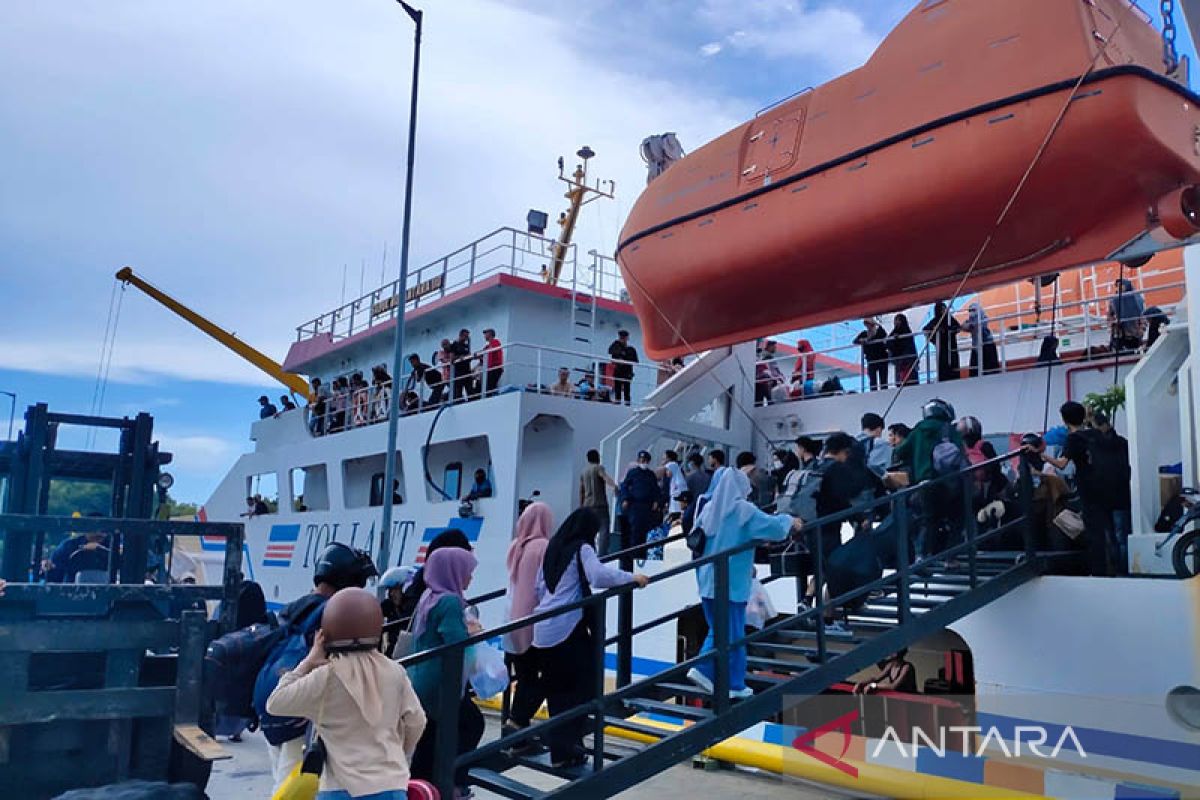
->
xmin=617 ymin=0 xmax=1200 ymax=358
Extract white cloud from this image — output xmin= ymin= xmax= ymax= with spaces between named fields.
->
xmin=697 ymin=0 xmax=883 ymax=72
xmin=157 ymin=432 xmax=240 ymax=474
xmin=699 ymin=42 xmax=724 ymax=57
xmin=0 ymin=340 xmax=272 ymax=387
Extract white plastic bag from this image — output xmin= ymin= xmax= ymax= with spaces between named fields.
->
xmin=745 ymin=578 xmax=777 ymax=629
xmin=465 ymin=643 xmax=509 ymax=699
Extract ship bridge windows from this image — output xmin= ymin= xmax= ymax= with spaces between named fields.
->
xmin=423 ymin=435 xmax=491 ymax=503
xmin=289 ymin=464 xmax=329 ymax=512
xmin=246 ymin=472 xmax=279 ymax=514
xmin=343 ymin=452 xmax=406 ymax=508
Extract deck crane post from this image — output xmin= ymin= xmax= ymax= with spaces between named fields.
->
xmin=114 ymin=266 xmax=310 ymax=398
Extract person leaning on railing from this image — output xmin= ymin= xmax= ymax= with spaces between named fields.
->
xmin=308 ymin=377 xmax=330 ymax=436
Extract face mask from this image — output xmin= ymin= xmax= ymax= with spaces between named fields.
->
xmin=772 ymin=459 xmax=783 ymax=470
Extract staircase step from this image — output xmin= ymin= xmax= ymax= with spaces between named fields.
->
xmin=904 ymin=586 xmax=970 ymax=598
xmin=470 ymin=768 xmax=544 ymax=799
xmin=625 ymin=698 xmax=712 ymax=721
xmin=909 ymin=576 xmax=987 ymax=589
xmin=604 ymin=715 xmax=672 ymax=739
xmin=654 ymin=681 xmax=715 ymax=699
xmin=754 ymin=638 xmax=859 ymax=656
xmin=869 ymin=595 xmax=946 ymax=609
xmin=850 ymin=607 xmax=909 ymax=620
xmin=745 ymin=655 xmax=814 ymax=674
xmin=774 ymin=629 xmax=863 ymax=645
xmin=745 ymin=671 xmax=791 ymax=686
xmin=749 ymin=641 xmax=821 ymax=658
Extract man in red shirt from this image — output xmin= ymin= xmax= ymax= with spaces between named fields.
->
xmin=480 ymin=328 xmax=504 ymax=396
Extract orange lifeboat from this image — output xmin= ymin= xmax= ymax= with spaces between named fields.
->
xmin=617 ymin=0 xmax=1200 ymax=358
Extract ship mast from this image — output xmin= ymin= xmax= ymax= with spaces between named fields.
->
xmin=546 ymin=145 xmax=614 ymax=286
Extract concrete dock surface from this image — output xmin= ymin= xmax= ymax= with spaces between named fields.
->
xmin=206 ymin=717 xmax=843 ymax=799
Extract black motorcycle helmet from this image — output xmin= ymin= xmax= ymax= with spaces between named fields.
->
xmin=1020 ymin=432 xmax=1044 ymax=450
xmin=922 ymin=398 xmax=956 ymax=422
xmin=313 ymin=542 xmax=377 ymax=590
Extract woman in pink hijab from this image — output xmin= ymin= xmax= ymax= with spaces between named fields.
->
xmin=502 ymin=502 xmax=554 ymax=743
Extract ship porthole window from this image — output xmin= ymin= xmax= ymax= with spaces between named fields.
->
xmin=1166 ymin=685 xmax=1200 ymax=731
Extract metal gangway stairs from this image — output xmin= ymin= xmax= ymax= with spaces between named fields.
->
xmin=400 ymin=453 xmax=1081 ymax=799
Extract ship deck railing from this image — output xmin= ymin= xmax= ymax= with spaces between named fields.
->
xmin=295 ymin=227 xmax=628 ymax=342
xmin=392 ymin=449 xmax=1067 ymax=798
xmin=302 ymin=340 xmax=682 ymax=437
xmin=799 ymin=259 xmax=1186 ymax=356
xmin=754 ymin=280 xmax=1183 ymax=400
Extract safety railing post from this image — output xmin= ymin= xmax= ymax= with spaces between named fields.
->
xmin=536 ymin=348 xmax=543 ymax=392
xmin=591 ymin=594 xmax=607 ymax=772
xmin=433 ymin=646 xmax=464 ymax=799
xmin=999 ymin=326 xmax=1007 ymax=373
xmin=712 ymin=553 xmax=731 ymax=714
xmin=894 ymin=495 xmax=911 ymax=625
xmin=962 ymin=472 xmax=978 ymax=589
xmin=469 ymin=241 xmax=477 ymax=284
xmin=813 ymin=533 xmax=827 ymax=661
xmin=617 ymin=531 xmax=634 ymax=687
xmin=1018 ymin=457 xmax=1036 ymax=562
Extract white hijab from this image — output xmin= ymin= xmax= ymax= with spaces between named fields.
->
xmin=696 ymin=467 xmax=757 ymax=535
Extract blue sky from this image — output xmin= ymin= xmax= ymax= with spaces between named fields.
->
xmin=0 ymin=1 xmax=1192 ymax=503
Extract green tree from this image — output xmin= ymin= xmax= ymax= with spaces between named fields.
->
xmin=46 ymin=479 xmax=111 ymax=516
xmin=158 ymin=494 xmax=200 ymax=519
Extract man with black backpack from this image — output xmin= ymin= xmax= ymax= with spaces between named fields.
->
xmin=1042 ymin=402 xmax=1122 ymax=576
xmin=892 ymin=399 xmax=967 ymax=560
xmin=1093 ymin=411 xmax=1132 ymax=575
xmin=247 ymin=542 xmax=376 ymax=790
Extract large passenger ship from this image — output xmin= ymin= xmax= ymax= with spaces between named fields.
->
xmin=192 ymin=2 xmax=1200 ymax=796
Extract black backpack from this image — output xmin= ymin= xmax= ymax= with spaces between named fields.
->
xmin=1080 ymin=428 xmax=1130 ymax=502
xmin=203 ymin=614 xmax=281 ymax=722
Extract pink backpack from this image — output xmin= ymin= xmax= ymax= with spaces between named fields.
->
xmin=965 ymin=440 xmax=988 ymax=492
xmin=408 ymin=780 xmax=440 ymax=800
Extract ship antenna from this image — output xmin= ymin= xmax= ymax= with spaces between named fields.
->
xmin=546 ymin=145 xmax=614 ymax=287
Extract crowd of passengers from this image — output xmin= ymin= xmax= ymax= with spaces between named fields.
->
xmin=755 ymin=280 xmax=1170 ymax=403
xmin=214 ymin=391 xmax=1134 ymax=799
xmin=263 ymin=328 xmax=654 ymax=434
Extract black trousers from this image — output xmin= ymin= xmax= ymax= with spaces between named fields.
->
xmin=537 ymin=621 xmax=594 ymax=762
xmin=1080 ymin=500 xmax=1113 ymax=577
xmin=485 ymin=367 xmax=503 ymax=396
xmin=506 ymin=649 xmax=546 ymax=728
xmin=410 ymin=693 xmax=485 ymax=787
xmin=612 ymin=374 xmax=632 ymax=404
xmin=866 ymin=360 xmax=888 ymax=391
xmin=452 ymin=368 xmax=472 ymax=401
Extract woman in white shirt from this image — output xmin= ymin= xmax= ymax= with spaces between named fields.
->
xmin=531 ymin=509 xmax=647 ymax=767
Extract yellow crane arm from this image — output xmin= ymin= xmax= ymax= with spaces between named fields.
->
xmin=115 ymin=266 xmax=311 ymax=398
